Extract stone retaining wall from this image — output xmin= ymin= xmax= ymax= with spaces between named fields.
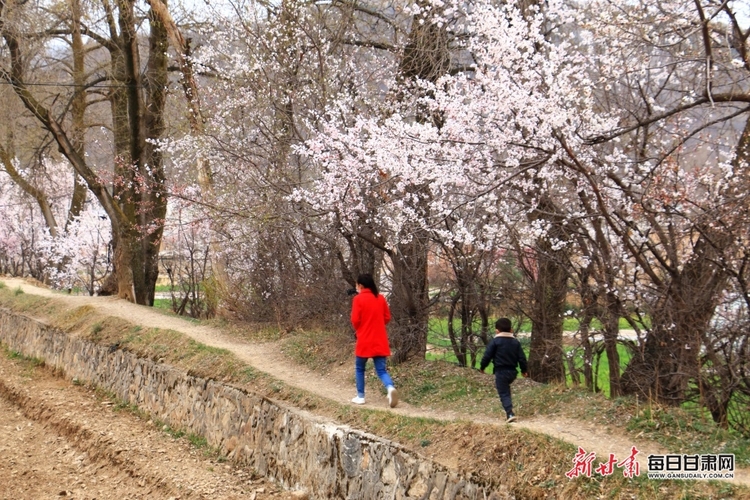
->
xmin=0 ymin=309 xmax=503 ymax=500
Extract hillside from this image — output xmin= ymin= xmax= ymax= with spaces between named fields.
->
xmin=1 ymin=277 xmax=748 ymax=499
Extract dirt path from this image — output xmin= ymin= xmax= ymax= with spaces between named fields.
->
xmin=2 ymin=277 xmax=749 ymax=488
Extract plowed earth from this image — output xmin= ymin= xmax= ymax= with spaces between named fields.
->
xmin=0 ymin=352 xmax=298 ymax=500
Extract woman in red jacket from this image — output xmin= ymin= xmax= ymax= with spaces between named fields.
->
xmin=350 ymin=273 xmax=398 ymax=408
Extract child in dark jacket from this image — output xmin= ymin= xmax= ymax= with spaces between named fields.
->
xmin=479 ymin=318 xmax=528 ymax=423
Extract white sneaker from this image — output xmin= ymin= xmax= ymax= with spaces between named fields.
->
xmin=351 ymin=396 xmax=366 ymax=405
xmin=387 ymin=386 xmax=399 ymax=408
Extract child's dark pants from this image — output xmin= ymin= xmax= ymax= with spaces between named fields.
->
xmin=494 ymin=369 xmax=518 ymax=416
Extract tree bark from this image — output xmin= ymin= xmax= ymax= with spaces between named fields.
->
xmin=522 ymin=193 xmax=569 ymax=384
xmin=602 ymin=291 xmax=623 ymax=397
xmin=621 ymin=234 xmax=728 ymax=404
xmin=389 ymin=234 xmax=430 ymax=362
xmin=526 ymin=237 xmax=567 ymax=383
xmin=67 ymin=0 xmax=87 ymax=228
xmin=146 ymin=0 xmax=228 ymax=309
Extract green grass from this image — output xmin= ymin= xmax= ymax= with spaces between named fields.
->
xmin=427 ymin=316 xmax=638 ymax=396
xmin=401 ymin=363 xmax=500 ymax=411
xmin=564 ymin=344 xmax=634 ymax=397
xmin=429 ymin=316 xmax=644 ymax=339
xmin=282 ymin=329 xmax=352 ymax=374
xmin=627 ymin=403 xmax=750 ymax=467
xmin=153 ymin=298 xmax=172 ymax=310
xmin=559 ymin=316 xmax=646 ymax=332
xmin=429 ymin=316 xmax=645 ymax=336
xmin=155 ymin=419 xmax=187 ymax=439
xmin=154 ymin=283 xmax=206 ymax=293
xmin=5 ymin=347 xmax=45 ymax=367
xmin=187 ymin=433 xmax=209 ymax=449
xmin=151 ymin=297 xmax=206 ymax=323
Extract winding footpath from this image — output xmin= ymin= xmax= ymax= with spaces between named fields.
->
xmin=2 ymin=277 xmax=748 ymax=488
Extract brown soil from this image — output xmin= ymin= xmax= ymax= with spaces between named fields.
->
xmin=0 ymin=349 xmax=299 ymax=500
xmin=2 ymin=277 xmax=749 ymax=495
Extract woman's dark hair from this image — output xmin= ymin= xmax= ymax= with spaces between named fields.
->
xmin=356 ymin=274 xmax=379 ymax=297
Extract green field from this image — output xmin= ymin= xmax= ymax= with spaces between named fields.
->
xmin=426 ymin=317 xmax=637 ymax=397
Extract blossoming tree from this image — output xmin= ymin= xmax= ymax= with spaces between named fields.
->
xmin=298 ymin=0 xmax=750 ymax=394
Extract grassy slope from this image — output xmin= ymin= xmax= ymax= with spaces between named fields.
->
xmin=0 ymin=282 xmax=747 ymax=499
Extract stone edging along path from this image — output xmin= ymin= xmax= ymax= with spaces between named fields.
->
xmin=0 ymin=307 xmax=507 ymax=500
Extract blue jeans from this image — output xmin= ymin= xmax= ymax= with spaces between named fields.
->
xmin=355 ymin=356 xmax=394 ymax=397
xmin=494 ymin=369 xmax=518 ymax=416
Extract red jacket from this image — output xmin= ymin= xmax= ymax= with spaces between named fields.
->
xmin=351 ymin=289 xmax=392 ymax=357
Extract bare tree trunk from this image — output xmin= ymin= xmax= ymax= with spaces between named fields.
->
xmin=389 ymin=234 xmax=430 ymax=362
xmin=527 ymin=237 xmax=567 ymax=383
xmin=67 ymin=0 xmax=87 ymax=227
xmin=146 ymin=0 xmax=228 ymax=308
xmin=523 ymin=194 xmax=568 ymax=384
xmin=619 ymin=112 xmax=750 ymax=405
xmin=602 ymin=291 xmax=622 ymax=396
xmin=116 ymin=0 xmax=150 ymax=304
xmin=1 ymin=0 xmax=170 ymax=304
xmin=343 ymin=220 xmax=381 ymax=282
xmin=0 ymin=144 xmax=58 ymax=235
xmin=577 ymin=272 xmax=596 ymax=389
xmin=112 ymin=230 xmax=136 ymax=301
xmin=621 ymin=235 xmax=728 ymax=404
xmin=447 ymin=294 xmax=466 ymax=366
xmin=140 ymin=2 xmax=169 ymax=306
